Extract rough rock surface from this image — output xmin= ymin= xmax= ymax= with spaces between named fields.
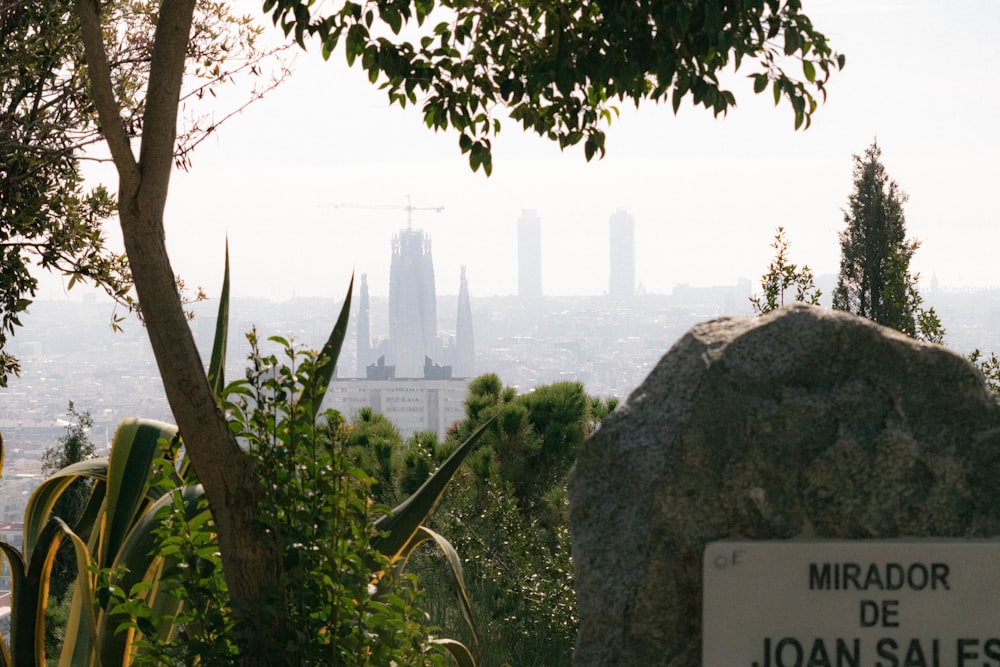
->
xmin=568 ymin=304 xmax=1000 ymax=667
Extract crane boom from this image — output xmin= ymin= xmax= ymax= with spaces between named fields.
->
xmin=325 ymin=195 xmax=444 ymax=229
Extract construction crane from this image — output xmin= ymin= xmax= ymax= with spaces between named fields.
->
xmin=325 ymin=195 xmax=444 ymax=230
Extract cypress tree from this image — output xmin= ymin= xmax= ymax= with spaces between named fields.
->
xmin=832 ymin=141 xmax=944 ymax=342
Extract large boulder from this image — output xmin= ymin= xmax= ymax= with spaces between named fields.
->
xmin=568 ymin=304 xmax=1000 ymax=666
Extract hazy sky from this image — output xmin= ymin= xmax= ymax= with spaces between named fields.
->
xmin=69 ymin=1 xmax=1000 ymax=301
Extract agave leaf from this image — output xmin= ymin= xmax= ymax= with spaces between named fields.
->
xmin=51 ymin=519 xmax=98 ymax=667
xmin=208 ymin=239 xmax=230 ymax=398
xmin=373 ymin=416 xmax=494 ymax=561
xmin=432 ymin=638 xmax=477 ymax=667
xmin=70 ymin=477 xmax=108 ymax=548
xmin=102 ymin=419 xmax=178 ymax=567
xmin=302 ymin=274 xmax=354 ymax=412
xmin=95 ymin=484 xmax=207 ymax=667
xmin=9 ymin=518 xmax=67 ymax=665
xmin=0 ymin=543 xmax=25 ymax=666
xmin=22 ymin=458 xmax=108 ymax=563
xmin=399 ymin=525 xmax=478 ymax=649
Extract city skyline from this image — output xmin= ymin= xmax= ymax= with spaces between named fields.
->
xmin=27 ymin=1 xmax=1000 ymax=307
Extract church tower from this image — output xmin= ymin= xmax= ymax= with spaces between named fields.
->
xmin=356 ymin=273 xmax=373 ymax=377
xmin=388 ymin=228 xmax=437 ymax=377
xmin=454 ymin=266 xmax=475 ymax=378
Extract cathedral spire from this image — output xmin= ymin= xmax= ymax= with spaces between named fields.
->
xmin=356 ymin=273 xmax=372 ymax=377
xmin=454 ymin=266 xmax=475 ymax=378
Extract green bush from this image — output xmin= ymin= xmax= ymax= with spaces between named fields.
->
xmin=107 ymin=332 xmax=446 ymax=666
xmin=346 ymin=374 xmax=617 ymax=666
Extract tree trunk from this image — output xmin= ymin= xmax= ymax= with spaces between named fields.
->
xmin=75 ymin=0 xmax=280 ymax=661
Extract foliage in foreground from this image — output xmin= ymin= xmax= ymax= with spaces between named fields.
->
xmin=103 ymin=333 xmax=449 ymax=666
xmin=40 ymin=404 xmax=98 ymax=604
xmin=265 ymin=0 xmax=845 ymax=173
xmin=0 ymin=267 xmax=484 ymax=665
xmin=346 ymin=373 xmax=618 ymax=666
xmin=969 ymin=350 xmax=1000 ymax=395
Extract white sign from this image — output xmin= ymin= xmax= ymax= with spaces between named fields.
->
xmin=703 ymin=540 xmax=1000 ymax=667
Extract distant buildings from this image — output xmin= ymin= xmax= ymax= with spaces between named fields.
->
xmin=326 ymin=378 xmax=468 ymax=440
xmin=609 ymin=208 xmax=636 ymax=299
xmin=331 ymin=226 xmax=475 ymax=437
xmin=518 ymin=209 xmax=542 ymax=298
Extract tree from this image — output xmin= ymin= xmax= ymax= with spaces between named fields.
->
xmin=750 ymin=226 xmax=821 ymax=315
xmin=265 ymin=0 xmax=845 ymax=173
xmin=41 ymin=403 xmax=97 ymax=599
xmin=832 ymin=141 xmax=944 ymax=343
xmin=63 ymin=0 xmax=844 ymax=660
xmin=342 ymin=376 xmax=599 ymax=665
xmin=970 ymin=349 xmax=1000 ymax=394
xmin=39 ymin=402 xmax=97 ymax=652
xmin=345 ymin=406 xmax=405 ymax=505
xmin=0 ymin=0 xmax=284 ymax=386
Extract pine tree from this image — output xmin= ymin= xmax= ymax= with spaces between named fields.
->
xmin=832 ymin=141 xmax=944 ymax=343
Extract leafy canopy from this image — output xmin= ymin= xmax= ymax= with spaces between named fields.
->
xmin=263 ymin=0 xmax=845 ymax=174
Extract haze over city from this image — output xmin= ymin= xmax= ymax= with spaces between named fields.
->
xmin=24 ymin=0 xmax=996 ymax=307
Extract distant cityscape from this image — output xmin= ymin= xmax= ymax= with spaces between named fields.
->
xmin=3 ymin=208 xmax=1000 ymax=525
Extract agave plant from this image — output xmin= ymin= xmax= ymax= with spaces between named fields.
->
xmin=0 ymin=249 xmax=485 ymax=666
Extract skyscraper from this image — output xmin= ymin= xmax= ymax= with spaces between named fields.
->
xmin=453 ymin=266 xmax=475 ymax=377
xmin=517 ymin=209 xmax=542 ymax=298
xmin=609 ymin=208 xmax=635 ymax=298
xmin=388 ymin=228 xmax=437 ymax=378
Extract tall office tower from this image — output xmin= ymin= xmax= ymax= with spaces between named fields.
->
xmin=608 ymin=208 xmax=636 ymax=298
xmin=388 ymin=228 xmax=438 ymax=378
xmin=454 ymin=266 xmax=475 ymax=378
xmin=356 ymin=273 xmax=373 ymax=377
xmin=517 ymin=209 xmax=542 ymax=298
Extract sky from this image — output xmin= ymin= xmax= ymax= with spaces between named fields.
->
xmin=63 ymin=0 xmax=1000 ymax=301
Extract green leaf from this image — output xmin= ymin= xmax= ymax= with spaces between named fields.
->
xmin=301 ymin=275 xmax=353 ymax=412
xmin=397 ymin=526 xmax=479 ymax=649
xmin=803 ymin=60 xmax=816 ymax=83
xmin=373 ymin=417 xmax=495 ymax=560
xmin=22 ymin=459 xmax=110 ymax=561
xmin=102 ymin=419 xmax=179 ymax=566
xmin=207 ymin=239 xmax=230 ymax=398
xmin=752 ymin=72 xmax=768 ymax=94
xmin=783 ymin=27 xmax=799 ymax=55
xmin=433 ymin=638 xmax=477 ymax=667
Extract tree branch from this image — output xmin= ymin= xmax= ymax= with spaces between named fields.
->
xmin=137 ymin=0 xmax=195 ymax=215
xmin=74 ymin=0 xmax=138 ymax=186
